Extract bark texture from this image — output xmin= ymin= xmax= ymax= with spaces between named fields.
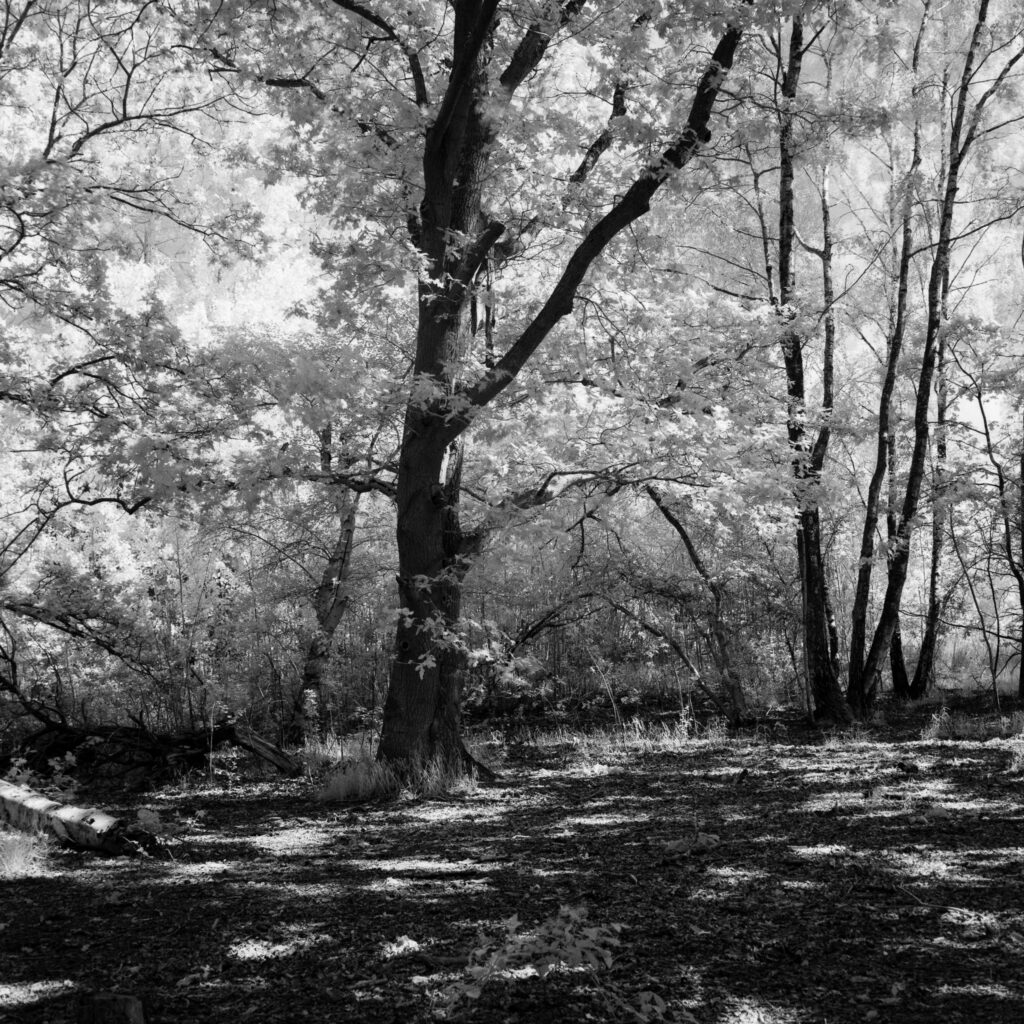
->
xmin=776 ymin=16 xmax=850 ymax=723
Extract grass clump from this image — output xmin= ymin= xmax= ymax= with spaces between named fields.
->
xmin=297 ymin=730 xmax=376 ymax=776
xmin=922 ymin=708 xmax=1024 ymax=741
xmin=0 ymin=827 xmax=48 ymax=878
xmin=525 ymin=713 xmax=738 ymax=757
xmin=316 ymin=752 xmax=479 ymax=803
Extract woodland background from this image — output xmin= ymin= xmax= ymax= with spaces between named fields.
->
xmin=1 ymin=0 xmax=1024 ymax=772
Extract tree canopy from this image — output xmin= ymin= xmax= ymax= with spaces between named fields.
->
xmin=2 ymin=0 xmax=1024 ymax=764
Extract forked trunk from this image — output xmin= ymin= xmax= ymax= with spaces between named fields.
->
xmin=777 ymin=17 xmax=850 ymax=724
xmin=799 ymin=508 xmax=850 ymax=722
xmin=375 ymin=6 xmax=744 ymax=768
xmin=890 ymin=615 xmax=911 ymax=699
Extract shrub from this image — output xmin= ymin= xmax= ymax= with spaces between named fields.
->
xmin=438 ymin=904 xmax=666 ymax=1021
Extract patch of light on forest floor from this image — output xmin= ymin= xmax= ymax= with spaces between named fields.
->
xmin=704 ymin=865 xmax=770 ymax=883
xmin=0 ymin=981 xmax=76 ymax=1007
xmin=557 ymin=811 xmax=648 ymax=828
xmin=249 ymin=826 xmax=334 ymax=854
xmin=795 ymin=791 xmax=879 ymax=814
xmin=228 ymin=933 xmax=331 ymax=961
xmin=787 ymin=843 xmax=852 ymax=860
xmin=885 ymin=850 xmax=957 ymax=879
xmin=350 ymin=856 xmax=493 ymax=873
xmin=936 ymin=982 xmax=1019 ymax=1000
xmin=716 ymin=996 xmax=801 ymax=1023
xmin=778 ymin=878 xmax=827 ymax=891
xmin=344 ymin=856 xmax=500 ymax=894
xmin=157 ymin=860 xmax=249 ymax=880
xmin=401 ymin=802 xmax=505 ymax=823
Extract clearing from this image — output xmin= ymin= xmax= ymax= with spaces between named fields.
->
xmin=2 ymin=721 xmax=1024 ymax=1023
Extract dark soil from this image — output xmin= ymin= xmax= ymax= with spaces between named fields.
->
xmin=3 ymin=714 xmax=1024 ymax=1023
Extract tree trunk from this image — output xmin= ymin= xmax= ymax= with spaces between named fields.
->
xmin=375 ymin=7 xmax=745 ymax=768
xmin=378 ymin=435 xmax=479 ymax=770
xmin=847 ymin=5 xmax=928 ymax=711
xmin=1019 ymin=423 xmax=1024 ymax=700
xmin=777 ymin=16 xmax=850 ymax=723
xmin=890 ymin=614 xmax=911 ymax=699
xmin=859 ymin=0 xmax=1016 ymax=697
xmin=799 ymin=509 xmax=850 ymax=721
xmin=887 ymin=434 xmax=911 ymax=701
xmin=290 ymin=477 xmax=359 ymax=741
xmin=910 ymin=257 xmax=950 ymax=700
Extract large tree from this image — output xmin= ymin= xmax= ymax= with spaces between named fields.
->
xmin=374 ymin=6 xmax=747 ymax=768
xmin=195 ymin=0 xmax=752 ymax=768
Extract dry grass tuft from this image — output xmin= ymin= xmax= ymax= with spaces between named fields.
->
xmin=520 ymin=713 xmax=740 ymax=758
xmin=316 ymin=751 xmax=479 ymax=803
xmin=297 ymin=731 xmax=377 ymax=776
xmin=0 ymin=827 xmax=48 ymax=878
xmin=922 ymin=708 xmax=1024 ymax=741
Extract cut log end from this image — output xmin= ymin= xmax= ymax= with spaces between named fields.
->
xmin=0 ymin=780 xmax=165 ymax=857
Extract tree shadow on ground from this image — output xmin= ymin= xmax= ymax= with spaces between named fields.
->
xmin=2 ymin=735 xmax=1023 ymax=1023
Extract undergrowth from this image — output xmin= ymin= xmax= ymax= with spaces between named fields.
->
xmin=316 ymin=751 xmax=479 ymax=803
xmin=0 ymin=826 xmax=48 ymax=878
xmin=437 ymin=904 xmax=669 ymax=1022
xmin=922 ymin=708 xmax=1024 ymax=741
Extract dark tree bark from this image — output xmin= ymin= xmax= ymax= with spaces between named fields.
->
xmin=290 ymin=429 xmax=360 ymax=741
xmin=961 ymin=372 xmax=1024 ymax=701
xmin=910 ymin=331 xmax=949 ymax=699
xmin=775 ymin=16 xmax=850 ymax=723
xmin=377 ymin=7 xmax=746 ymax=769
xmin=846 ymin=21 xmax=924 ymax=706
xmin=886 ymin=431 xmax=911 ymax=700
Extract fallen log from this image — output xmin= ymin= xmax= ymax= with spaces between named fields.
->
xmin=9 ymin=720 xmax=299 ymax=784
xmin=234 ymin=723 xmax=301 ymax=776
xmin=0 ymin=780 xmax=161 ymax=856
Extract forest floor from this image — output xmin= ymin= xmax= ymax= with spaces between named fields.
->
xmin=3 ymin=702 xmax=1024 ymax=1024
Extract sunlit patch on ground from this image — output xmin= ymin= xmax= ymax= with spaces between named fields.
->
xmin=228 ymin=931 xmax=331 ymax=960
xmin=716 ymin=996 xmax=802 ymax=1023
xmin=4 ymin=732 xmax=1023 ymax=1024
xmin=558 ymin=811 xmax=649 ymax=828
xmin=248 ymin=825 xmax=334 ymax=854
xmin=704 ymin=865 xmax=771 ymax=884
xmin=0 ymin=980 xmax=76 ymax=1007
xmin=936 ymin=982 xmax=1021 ymax=998
xmin=156 ymin=860 xmax=249 ymax=880
xmin=787 ymin=843 xmax=852 ymax=860
xmin=402 ymin=801 xmax=508 ymax=823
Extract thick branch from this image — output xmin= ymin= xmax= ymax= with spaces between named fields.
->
xmin=451 ymin=26 xmax=744 ymax=431
xmin=498 ymin=0 xmax=587 ymax=94
xmin=326 ymin=0 xmax=429 ymax=106
xmin=569 ymin=81 xmax=627 ymax=184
